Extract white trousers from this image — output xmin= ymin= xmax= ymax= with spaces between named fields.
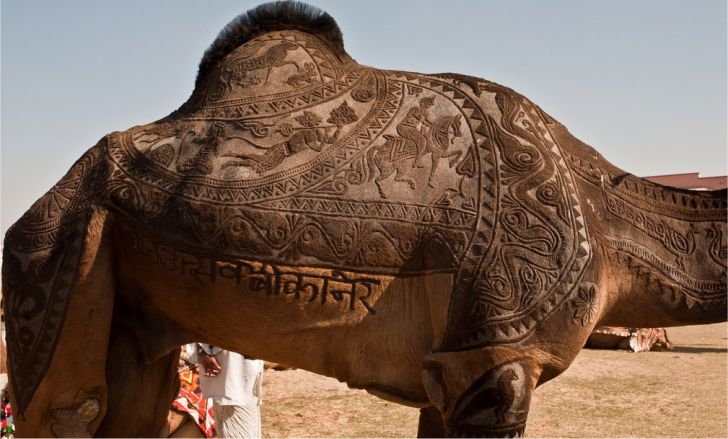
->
xmin=213 ymin=401 xmax=261 ymax=439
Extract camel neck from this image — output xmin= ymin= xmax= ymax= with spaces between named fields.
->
xmin=589 ymin=175 xmax=726 ymax=327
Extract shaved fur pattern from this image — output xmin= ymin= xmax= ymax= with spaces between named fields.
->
xmin=195 ymin=1 xmax=345 ymax=89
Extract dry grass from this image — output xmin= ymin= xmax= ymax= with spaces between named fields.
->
xmin=261 ymin=323 xmax=727 ymax=437
xmin=262 ymin=367 xmax=418 ymax=438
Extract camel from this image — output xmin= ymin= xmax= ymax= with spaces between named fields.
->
xmin=2 ymin=2 xmax=725 ymax=437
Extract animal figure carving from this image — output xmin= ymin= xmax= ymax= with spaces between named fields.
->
xmin=2 ymin=2 xmax=726 ymax=437
xmin=369 ymin=113 xmax=463 ymax=198
xmin=215 ymin=40 xmax=301 ymax=97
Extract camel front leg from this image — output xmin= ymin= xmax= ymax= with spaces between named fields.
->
xmin=9 ymin=208 xmax=115 ymax=437
xmin=422 ymin=347 xmax=542 ymax=437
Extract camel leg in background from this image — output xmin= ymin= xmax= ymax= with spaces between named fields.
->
xmin=417 ymin=405 xmax=447 ymax=438
xmin=94 ymin=293 xmax=186 ymax=437
xmin=93 ymin=326 xmax=179 ymax=437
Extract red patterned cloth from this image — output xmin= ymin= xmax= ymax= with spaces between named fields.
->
xmin=172 ymin=366 xmax=216 ymax=438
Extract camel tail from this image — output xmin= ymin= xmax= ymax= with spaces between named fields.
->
xmin=2 ymin=138 xmax=115 ymax=424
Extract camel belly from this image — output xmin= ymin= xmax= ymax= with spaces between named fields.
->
xmin=114 ymin=223 xmax=453 ymax=406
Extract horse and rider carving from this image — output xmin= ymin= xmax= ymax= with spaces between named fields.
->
xmin=368 ymin=97 xmax=464 ymax=198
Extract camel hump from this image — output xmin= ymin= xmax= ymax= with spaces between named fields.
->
xmin=195 ymin=1 xmax=345 ymax=89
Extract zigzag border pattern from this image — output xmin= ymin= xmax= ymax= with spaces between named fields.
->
xmin=564 ymin=151 xmax=726 ymax=221
xmin=257 ymin=197 xmax=477 ymax=229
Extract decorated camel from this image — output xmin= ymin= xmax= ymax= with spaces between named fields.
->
xmin=2 ymin=2 xmax=726 ymax=437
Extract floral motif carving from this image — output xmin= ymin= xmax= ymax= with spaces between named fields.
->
xmin=572 ymin=282 xmax=598 ymax=326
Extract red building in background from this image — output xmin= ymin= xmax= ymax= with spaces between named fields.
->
xmin=645 ymin=172 xmax=727 ymax=190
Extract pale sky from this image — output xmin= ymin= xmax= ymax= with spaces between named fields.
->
xmin=2 ymin=0 xmax=726 ymax=237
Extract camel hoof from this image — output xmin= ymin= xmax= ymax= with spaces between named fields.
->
xmin=76 ymin=399 xmax=100 ymax=423
xmin=51 ymin=398 xmax=100 ymax=438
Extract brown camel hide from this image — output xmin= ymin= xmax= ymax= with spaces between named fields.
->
xmin=2 ymin=2 xmax=726 ymax=437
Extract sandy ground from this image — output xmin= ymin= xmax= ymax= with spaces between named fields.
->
xmin=261 ymin=323 xmax=727 ymax=437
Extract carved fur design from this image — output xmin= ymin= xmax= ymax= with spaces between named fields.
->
xmin=195 ymin=1 xmax=345 ymax=89
xmin=3 ymin=3 xmax=726 ymax=436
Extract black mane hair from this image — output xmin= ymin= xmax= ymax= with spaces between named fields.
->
xmin=195 ymin=1 xmax=344 ymax=88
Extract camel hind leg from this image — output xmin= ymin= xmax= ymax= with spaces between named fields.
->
xmin=95 ymin=283 xmax=201 ymax=437
xmin=94 ymin=320 xmax=180 ymax=437
xmin=417 ymin=406 xmax=447 ymax=438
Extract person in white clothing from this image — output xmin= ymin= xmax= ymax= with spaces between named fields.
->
xmin=187 ymin=344 xmax=264 ymax=438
